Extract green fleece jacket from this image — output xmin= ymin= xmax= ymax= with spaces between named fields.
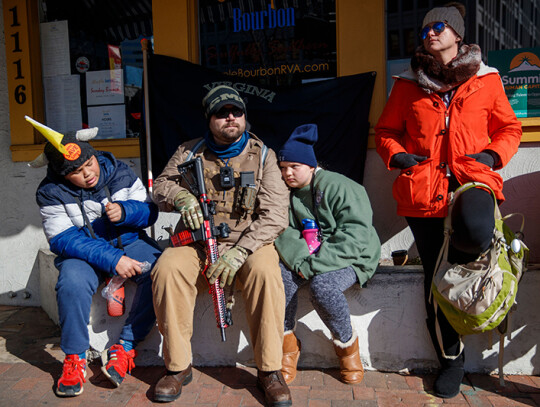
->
xmin=275 ymin=169 xmax=381 ymax=285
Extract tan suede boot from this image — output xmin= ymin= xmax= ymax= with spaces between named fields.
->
xmin=333 ymin=331 xmax=364 ymax=384
xmin=280 ymin=331 xmax=301 ymax=384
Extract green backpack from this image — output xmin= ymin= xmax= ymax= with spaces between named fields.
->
xmin=430 ymin=182 xmax=529 ymax=382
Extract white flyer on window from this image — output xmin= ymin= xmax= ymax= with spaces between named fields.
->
xmin=86 ymin=69 xmax=124 ymax=105
xmin=40 ymin=20 xmax=71 ymax=77
xmin=88 ymin=104 xmax=126 ymax=139
xmin=43 ymin=75 xmax=82 ymax=134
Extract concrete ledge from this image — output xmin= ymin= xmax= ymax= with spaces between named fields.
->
xmin=38 ymin=249 xmax=540 ymax=374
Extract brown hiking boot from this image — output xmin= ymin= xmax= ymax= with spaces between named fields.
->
xmin=281 ymin=331 xmax=301 ymax=384
xmin=333 ymin=331 xmax=364 ymax=384
xmin=154 ymin=364 xmax=193 ymax=402
xmin=257 ymin=370 xmax=292 ymax=406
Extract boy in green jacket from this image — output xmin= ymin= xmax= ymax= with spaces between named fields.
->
xmin=275 ymin=124 xmax=380 ymax=385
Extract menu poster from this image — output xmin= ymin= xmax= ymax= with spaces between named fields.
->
xmin=40 ymin=21 xmax=71 ymax=78
xmin=43 ymin=75 xmax=82 ymax=133
xmin=86 ymin=69 xmax=124 ymax=106
xmin=88 ymin=104 xmax=126 ymax=139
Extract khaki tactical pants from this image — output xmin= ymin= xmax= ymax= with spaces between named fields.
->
xmin=151 ymin=243 xmax=285 ymax=372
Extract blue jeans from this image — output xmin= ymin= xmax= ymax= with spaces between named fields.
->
xmin=55 ymin=235 xmax=161 ymax=355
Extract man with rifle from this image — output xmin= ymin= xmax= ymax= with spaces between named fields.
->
xmin=151 ymin=85 xmax=291 ymax=406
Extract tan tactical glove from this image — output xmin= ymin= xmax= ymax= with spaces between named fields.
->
xmin=206 ymin=246 xmax=249 ymax=288
xmin=174 ymin=190 xmax=203 ymax=230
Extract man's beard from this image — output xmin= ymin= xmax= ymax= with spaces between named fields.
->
xmin=218 ymin=125 xmax=244 ymax=142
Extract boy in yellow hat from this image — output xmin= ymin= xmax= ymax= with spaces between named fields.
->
xmin=31 ymin=119 xmax=160 ymax=397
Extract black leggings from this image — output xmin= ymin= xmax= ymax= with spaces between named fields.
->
xmin=406 ymin=187 xmax=495 ymax=364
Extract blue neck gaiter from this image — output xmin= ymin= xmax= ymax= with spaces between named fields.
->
xmin=204 ymin=131 xmax=249 ymax=159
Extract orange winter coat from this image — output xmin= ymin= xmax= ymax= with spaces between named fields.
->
xmin=375 ymin=64 xmax=522 ymax=218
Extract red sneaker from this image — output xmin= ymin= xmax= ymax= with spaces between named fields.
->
xmin=55 ymin=354 xmax=87 ymax=397
xmin=105 ymin=277 xmax=125 ymax=317
xmin=101 ymin=344 xmax=137 ymax=387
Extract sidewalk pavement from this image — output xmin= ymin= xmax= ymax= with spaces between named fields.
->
xmin=0 ymin=305 xmax=538 ymax=406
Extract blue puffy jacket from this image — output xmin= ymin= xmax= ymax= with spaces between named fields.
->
xmin=36 ymin=151 xmax=159 ymax=274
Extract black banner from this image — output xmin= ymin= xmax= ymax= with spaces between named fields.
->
xmin=146 ymin=54 xmax=375 ymax=185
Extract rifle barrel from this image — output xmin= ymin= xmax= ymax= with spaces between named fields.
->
xmin=220 ymin=327 xmax=226 ymax=342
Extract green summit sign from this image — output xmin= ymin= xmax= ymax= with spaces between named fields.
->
xmin=488 ymin=47 xmax=540 ymax=118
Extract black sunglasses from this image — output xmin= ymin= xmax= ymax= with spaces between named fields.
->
xmin=215 ymin=107 xmax=244 ymax=119
xmin=420 ymin=21 xmax=446 ymax=40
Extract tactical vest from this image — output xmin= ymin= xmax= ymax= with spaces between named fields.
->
xmin=187 ymin=135 xmax=268 ymax=233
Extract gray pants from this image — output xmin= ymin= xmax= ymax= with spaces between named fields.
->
xmin=280 ymin=261 xmax=358 ymax=343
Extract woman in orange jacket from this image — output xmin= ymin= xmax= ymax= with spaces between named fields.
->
xmin=375 ymin=2 xmax=521 ymax=399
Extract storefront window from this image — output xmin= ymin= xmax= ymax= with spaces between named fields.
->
xmin=387 ymin=30 xmax=400 ymax=59
xmin=198 ymin=0 xmax=337 ymax=88
xmin=404 ymin=28 xmax=416 ymax=55
xmin=387 ymin=0 xmax=399 ymax=13
xmin=38 ymin=0 xmax=152 ymax=139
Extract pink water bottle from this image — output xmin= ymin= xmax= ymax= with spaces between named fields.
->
xmin=302 ymin=219 xmax=321 ymax=254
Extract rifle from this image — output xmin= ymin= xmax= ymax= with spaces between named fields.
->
xmin=170 ymin=157 xmax=232 ymax=342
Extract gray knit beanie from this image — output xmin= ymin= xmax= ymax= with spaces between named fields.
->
xmin=422 ymin=6 xmax=464 ymax=39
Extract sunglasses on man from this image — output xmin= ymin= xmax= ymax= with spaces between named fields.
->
xmin=215 ymin=107 xmax=245 ymax=119
xmin=420 ymin=21 xmax=446 ymax=40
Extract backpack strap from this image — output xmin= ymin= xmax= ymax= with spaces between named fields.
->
xmin=104 ymin=185 xmax=123 ymax=250
xmin=75 ymin=196 xmax=97 ymax=240
xmin=499 ymin=333 xmax=506 ymax=386
xmin=261 ymin=144 xmax=268 ymax=167
xmin=448 ymin=182 xmax=498 ymax=220
xmin=487 ymin=328 xmax=507 ymax=387
xmin=185 ymin=138 xmax=206 ymax=162
xmin=432 ymin=300 xmax=465 ymax=360
xmin=502 ymin=213 xmax=526 ymax=237
xmin=496 ymin=306 xmax=513 ymax=386
xmin=430 ymin=211 xmax=464 ymax=361
xmin=454 ymin=181 xmax=499 ymax=215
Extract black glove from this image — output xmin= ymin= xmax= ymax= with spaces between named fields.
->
xmin=390 ymin=153 xmax=428 ymax=169
xmin=466 ymin=150 xmax=498 ymax=168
